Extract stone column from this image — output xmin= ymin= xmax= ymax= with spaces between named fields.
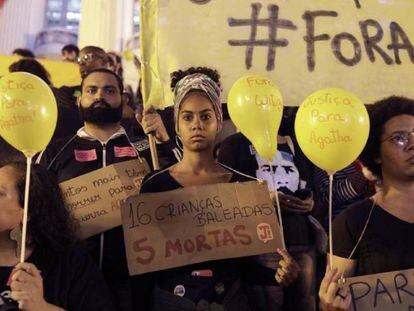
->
xmin=78 ymin=0 xmax=134 ymax=52
xmin=0 ymin=0 xmax=46 ymax=54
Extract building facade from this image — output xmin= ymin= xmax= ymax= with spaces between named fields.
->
xmin=0 ymin=0 xmax=139 ymax=58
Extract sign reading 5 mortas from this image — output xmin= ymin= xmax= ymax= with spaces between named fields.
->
xmin=345 ymin=268 xmax=414 ymax=311
xmin=141 ymin=0 xmax=414 ymax=108
xmin=60 ymin=159 xmax=150 ymax=239
xmin=121 ymin=181 xmax=282 ymax=275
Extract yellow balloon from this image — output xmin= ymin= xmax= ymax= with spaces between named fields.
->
xmin=227 ymin=75 xmax=283 ymax=161
xmin=0 ymin=72 xmax=57 ymax=157
xmin=294 ymin=88 xmax=369 ymax=174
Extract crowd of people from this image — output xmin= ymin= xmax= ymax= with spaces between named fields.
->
xmin=0 ymin=44 xmax=413 ymax=311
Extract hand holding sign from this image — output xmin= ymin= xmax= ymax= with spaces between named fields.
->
xmin=121 ymin=181 xmax=282 ymax=275
xmin=294 ymin=88 xmax=369 ymax=174
xmin=275 ymin=248 xmax=301 ymax=286
xmin=0 ymin=72 xmax=57 ymax=157
xmin=227 ymin=75 xmax=283 ymax=161
xmin=9 ymin=262 xmax=50 ymax=310
xmin=319 ymin=266 xmax=351 ymax=311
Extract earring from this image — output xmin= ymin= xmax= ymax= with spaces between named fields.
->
xmin=10 ymin=226 xmax=22 ymax=258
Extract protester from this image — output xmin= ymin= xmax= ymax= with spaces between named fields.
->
xmin=107 ymin=52 xmax=123 ymax=79
xmin=76 ymin=46 xmax=109 ymax=79
xmin=38 ymin=68 xmax=145 ymax=310
xmin=38 ymin=68 xmax=177 ymax=311
xmin=61 ymin=44 xmax=80 ymax=62
xmin=319 ymin=96 xmax=414 ymax=310
xmin=0 ymin=162 xmax=114 ymax=310
xmin=131 ymin=67 xmax=300 ymax=310
xmin=9 ymin=58 xmax=51 ymax=84
xmin=218 ymin=110 xmax=320 ymax=311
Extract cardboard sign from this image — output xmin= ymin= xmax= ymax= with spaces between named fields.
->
xmin=60 ymin=159 xmax=150 ymax=239
xmin=141 ymin=0 xmax=414 ymax=108
xmin=345 ymin=268 xmax=414 ymax=311
xmin=121 ymin=181 xmax=282 ymax=275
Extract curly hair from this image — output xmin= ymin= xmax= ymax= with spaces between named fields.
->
xmin=9 ymin=58 xmax=52 ymax=85
xmin=359 ymin=96 xmax=414 ymax=179
xmin=62 ymin=44 xmax=79 ymax=56
xmin=170 ymin=66 xmax=221 ymax=91
xmin=5 ymin=162 xmax=78 ymax=252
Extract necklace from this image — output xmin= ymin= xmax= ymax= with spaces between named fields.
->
xmin=339 ymin=198 xmax=376 ymax=285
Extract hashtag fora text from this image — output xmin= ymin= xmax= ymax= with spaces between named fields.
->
xmin=227 ymin=2 xmax=414 ymax=72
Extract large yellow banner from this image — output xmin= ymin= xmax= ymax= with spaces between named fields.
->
xmin=0 ymin=55 xmax=81 ymax=87
xmin=141 ymin=0 xmax=414 ymax=108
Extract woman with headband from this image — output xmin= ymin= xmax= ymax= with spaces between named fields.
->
xmin=131 ymin=67 xmax=300 ymax=310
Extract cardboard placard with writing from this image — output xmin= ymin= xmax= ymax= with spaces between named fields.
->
xmin=121 ymin=181 xmax=282 ymax=275
xmin=344 ymin=268 xmax=414 ymax=311
xmin=60 ymin=159 xmax=150 ymax=239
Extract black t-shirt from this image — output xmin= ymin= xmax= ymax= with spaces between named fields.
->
xmin=333 ymin=198 xmax=414 ymax=276
xmin=132 ymin=168 xmax=277 ymax=309
xmin=0 ymin=245 xmax=115 ymax=311
xmin=140 ymin=167 xmax=253 ymax=192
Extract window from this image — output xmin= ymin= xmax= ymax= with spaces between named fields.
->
xmin=133 ymin=0 xmax=140 ymax=34
xmin=45 ymin=0 xmax=81 ymax=30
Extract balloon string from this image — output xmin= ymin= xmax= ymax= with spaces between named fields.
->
xmin=20 ymin=156 xmax=32 ymax=263
xmin=328 ymin=173 xmax=334 ymax=270
xmin=269 ymin=161 xmax=286 ymax=250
